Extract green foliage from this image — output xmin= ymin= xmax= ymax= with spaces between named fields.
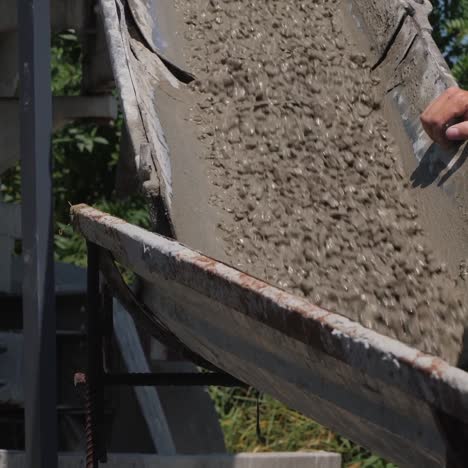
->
xmin=430 ymin=0 xmax=468 ymax=87
xmin=1 ymin=110 xmax=148 ymax=267
xmin=446 ymin=17 xmax=468 ymax=39
xmin=55 ymin=125 xmax=110 ymax=154
xmin=452 ymin=53 xmax=468 ymax=83
xmin=1 ymin=31 xmax=148 ymax=268
xmin=51 ymin=31 xmax=82 ymax=95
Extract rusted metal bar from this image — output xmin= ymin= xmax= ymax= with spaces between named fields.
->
xmin=74 ymin=372 xmax=96 ymax=468
xmin=104 ymin=372 xmax=246 ymax=387
xmin=85 ymin=242 xmax=106 ymax=466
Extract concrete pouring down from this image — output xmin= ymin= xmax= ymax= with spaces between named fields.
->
xmin=101 ymin=0 xmax=468 ymax=366
xmin=170 ymin=0 xmax=468 ymax=366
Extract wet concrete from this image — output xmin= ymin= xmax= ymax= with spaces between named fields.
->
xmin=175 ymin=0 xmax=467 ymax=365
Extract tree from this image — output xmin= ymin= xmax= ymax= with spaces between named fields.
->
xmin=430 ymin=0 xmax=468 ymax=88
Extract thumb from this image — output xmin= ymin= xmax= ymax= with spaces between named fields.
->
xmin=446 ymin=122 xmax=468 ymax=141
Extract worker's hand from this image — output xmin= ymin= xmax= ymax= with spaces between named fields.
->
xmin=420 ymin=87 xmax=468 ymax=147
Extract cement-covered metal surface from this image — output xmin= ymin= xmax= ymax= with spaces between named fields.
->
xmin=72 ymin=204 xmax=468 ymax=467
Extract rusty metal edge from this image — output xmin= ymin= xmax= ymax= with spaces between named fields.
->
xmin=71 ymin=204 xmax=468 ymax=422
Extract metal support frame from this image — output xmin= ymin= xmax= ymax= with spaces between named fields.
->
xmin=104 ymin=373 xmax=246 ymax=387
xmin=78 ymin=242 xmax=245 ymax=467
xmin=18 ymin=0 xmax=57 ymax=467
xmin=85 ymin=242 xmax=106 ymax=466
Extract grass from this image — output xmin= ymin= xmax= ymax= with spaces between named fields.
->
xmin=210 ymin=387 xmax=397 ymax=467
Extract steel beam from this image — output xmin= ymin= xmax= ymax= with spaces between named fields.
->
xmin=18 ymin=0 xmax=57 ymax=466
xmin=104 ymin=372 xmax=246 ymax=387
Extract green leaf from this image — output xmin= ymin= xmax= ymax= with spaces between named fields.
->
xmin=93 ymin=136 xmax=109 ymax=145
xmin=59 ymin=33 xmax=78 ymax=42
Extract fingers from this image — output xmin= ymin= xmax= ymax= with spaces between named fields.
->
xmin=420 ymin=87 xmax=468 ymax=146
xmin=420 ymin=87 xmax=458 ymax=145
xmin=446 ymin=122 xmax=468 ymax=141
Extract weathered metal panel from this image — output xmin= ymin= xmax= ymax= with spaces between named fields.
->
xmin=99 ymin=0 xmax=176 ymax=215
xmin=72 ymin=204 xmax=468 ymax=467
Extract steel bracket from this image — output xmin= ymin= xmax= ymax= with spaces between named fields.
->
xmin=75 ymin=241 xmax=245 ymax=468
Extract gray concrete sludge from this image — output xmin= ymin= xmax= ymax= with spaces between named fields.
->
xmin=178 ymin=0 xmax=467 ymax=365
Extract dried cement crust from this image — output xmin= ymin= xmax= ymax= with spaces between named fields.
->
xmin=177 ymin=0 xmax=468 ymax=365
